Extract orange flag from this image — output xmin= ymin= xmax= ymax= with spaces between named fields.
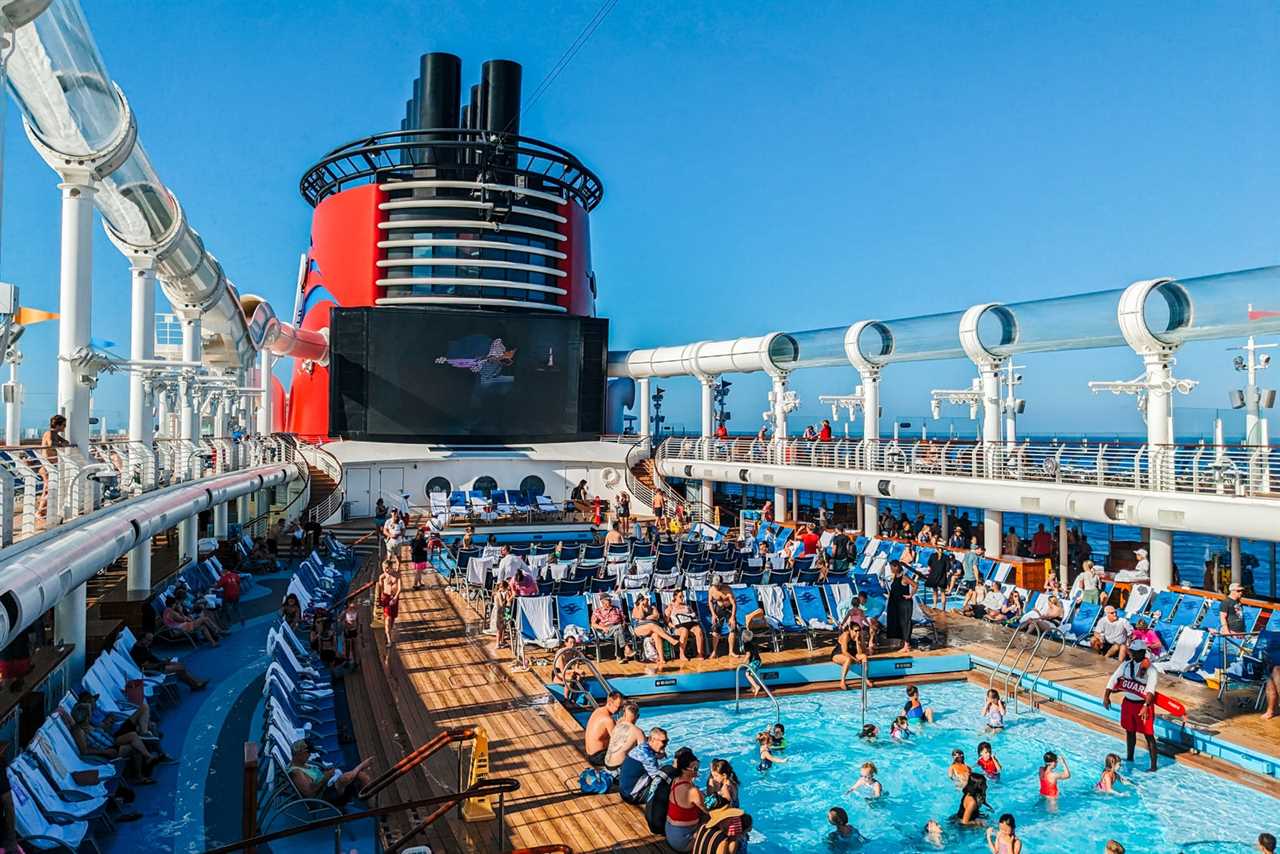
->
xmin=15 ymin=307 xmax=58 ymax=325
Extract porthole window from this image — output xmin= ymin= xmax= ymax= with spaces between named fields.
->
xmin=473 ymin=476 xmax=498 ymax=497
xmin=425 ymin=476 xmax=451 ymax=497
xmin=519 ymin=475 xmax=546 ymax=497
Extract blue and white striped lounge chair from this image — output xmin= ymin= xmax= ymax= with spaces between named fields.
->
xmin=516 ymin=596 xmax=559 ymax=666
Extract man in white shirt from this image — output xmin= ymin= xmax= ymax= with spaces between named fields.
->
xmin=1103 ymin=638 xmax=1159 ymax=771
xmin=497 ymin=545 xmax=531 ymax=582
xmin=1090 ymin=605 xmax=1132 ymax=660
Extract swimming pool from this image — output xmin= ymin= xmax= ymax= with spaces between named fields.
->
xmin=637 ymin=680 xmax=1278 ymax=853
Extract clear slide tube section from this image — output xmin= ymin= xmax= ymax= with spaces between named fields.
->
xmin=4 ymin=0 xmax=251 ymax=361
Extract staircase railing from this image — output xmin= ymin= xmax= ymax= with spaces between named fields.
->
xmin=624 ymin=438 xmax=718 ymax=527
xmin=298 ymin=441 xmax=346 ymax=525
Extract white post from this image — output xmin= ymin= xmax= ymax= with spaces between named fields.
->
xmin=698 ymin=375 xmax=715 ymax=511
xmin=1143 ymin=352 xmax=1175 ymax=590
xmin=212 ymin=393 xmax=229 ymax=537
xmin=1058 ymin=516 xmax=1069 ymax=587
xmin=771 ymin=373 xmax=789 ymax=520
xmin=860 ymin=368 xmax=880 ymax=532
xmin=984 ymin=509 xmax=1004 ymax=556
xmin=3 ymin=353 xmax=21 ymax=445
xmin=979 ymin=364 xmax=1001 ymax=446
xmin=55 ymin=580 xmax=87 ymax=684
xmin=637 ymin=377 xmax=651 ymax=440
xmin=126 ymin=259 xmax=156 ymax=594
xmin=1230 ymin=537 xmax=1242 ymax=586
xmin=257 ymin=348 xmax=274 ymax=435
xmin=56 ymin=173 xmax=97 ymax=454
xmin=178 ymin=314 xmax=201 ymax=561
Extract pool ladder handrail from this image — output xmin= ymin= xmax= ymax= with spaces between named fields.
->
xmin=988 ymin=623 xmax=1067 ymax=714
xmin=859 ymin=662 xmax=869 ymax=728
xmin=734 ymin=664 xmax=781 ymax=725
xmin=558 ymin=647 xmax=617 ymax=709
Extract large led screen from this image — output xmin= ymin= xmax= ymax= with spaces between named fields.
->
xmin=329 ymin=307 xmax=608 ymax=443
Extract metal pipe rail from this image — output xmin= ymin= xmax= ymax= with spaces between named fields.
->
xmin=358 ymin=727 xmax=478 ymax=801
xmin=734 ymin=663 xmax=781 ymax=725
xmin=659 ymin=436 xmax=1280 ymax=500
xmin=553 ymin=647 xmax=618 ymax=705
xmin=204 ymin=779 xmax=522 ymax=854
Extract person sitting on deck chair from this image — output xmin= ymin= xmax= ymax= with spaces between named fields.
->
xmin=162 ymin=595 xmax=221 ymax=646
xmin=130 ymin=631 xmax=208 ymax=689
xmin=287 ymin=739 xmax=374 ymax=808
xmin=1091 ymin=606 xmax=1133 ymax=661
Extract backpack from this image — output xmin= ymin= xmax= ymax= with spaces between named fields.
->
xmin=578 ymin=768 xmax=612 ymax=795
xmin=644 ymin=767 xmax=676 ymax=834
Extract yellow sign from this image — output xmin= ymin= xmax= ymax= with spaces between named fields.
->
xmin=461 ymin=726 xmax=495 ymax=822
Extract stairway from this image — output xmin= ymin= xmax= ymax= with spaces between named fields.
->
xmin=306 ymin=464 xmax=338 ymax=516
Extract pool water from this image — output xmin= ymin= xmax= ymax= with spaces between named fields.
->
xmin=637 ymin=681 xmax=1277 ymax=853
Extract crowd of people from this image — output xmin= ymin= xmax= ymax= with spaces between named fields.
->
xmin=575 ymin=678 xmax=1272 ymax=852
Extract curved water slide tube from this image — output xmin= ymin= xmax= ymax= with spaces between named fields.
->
xmin=3 ymin=0 xmax=325 ymax=365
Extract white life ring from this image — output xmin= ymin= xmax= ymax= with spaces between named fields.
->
xmin=602 ymin=467 xmax=622 ymax=489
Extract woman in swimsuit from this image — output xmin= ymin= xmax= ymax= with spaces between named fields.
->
xmin=1038 ymin=751 xmax=1070 ymax=805
xmin=832 ymin=622 xmax=870 ymax=691
xmin=975 ymin=742 xmax=1002 ymax=780
xmin=755 ymin=730 xmax=786 ymax=772
xmin=630 ymin=596 xmax=679 ymax=669
xmin=904 ymin=685 xmax=934 ymax=723
xmin=986 ymin=813 xmax=1023 ymax=854
xmin=665 ymin=590 xmax=706 ymax=660
xmin=664 ymin=749 xmax=707 ymax=852
xmin=953 ymin=773 xmax=989 ymax=826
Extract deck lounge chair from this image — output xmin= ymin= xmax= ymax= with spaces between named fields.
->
xmin=516 ymin=596 xmax=560 ymax=666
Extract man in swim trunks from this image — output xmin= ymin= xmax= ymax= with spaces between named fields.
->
xmin=1102 ymin=638 xmax=1159 ymax=771
xmin=584 ymin=690 xmax=623 ymax=768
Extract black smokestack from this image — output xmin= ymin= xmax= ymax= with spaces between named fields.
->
xmin=410 ymin=77 xmax=422 ymax=129
xmin=417 ymin=52 xmax=461 ymax=131
xmin=481 ymin=59 xmax=522 ymax=138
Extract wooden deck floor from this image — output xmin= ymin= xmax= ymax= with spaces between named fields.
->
xmin=363 ymin=575 xmax=668 ymax=854
xmin=347 ymin=582 xmax=1280 ymax=853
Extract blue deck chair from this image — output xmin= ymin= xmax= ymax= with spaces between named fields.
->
xmin=731 ymin=586 xmax=760 ymax=632
xmin=791 ymin=584 xmax=837 ymax=648
xmin=1146 ymin=590 xmax=1180 ymax=623
xmin=738 ymin=568 xmax=765 ymax=587
xmin=558 ymin=594 xmax=609 ymax=659
xmin=756 ymin=585 xmax=807 ymax=650
xmin=633 ymin=542 xmax=654 ymax=559
xmin=822 ymin=583 xmax=855 ymax=626
xmin=1061 ymin=601 xmax=1102 ymax=643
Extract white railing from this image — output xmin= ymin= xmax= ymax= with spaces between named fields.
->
xmin=0 ymin=433 xmax=304 ymax=548
xmin=657 ymin=436 xmax=1280 ymax=499
xmin=298 ymin=441 xmax=346 ymax=524
xmin=621 ymin=438 xmax=713 ymax=525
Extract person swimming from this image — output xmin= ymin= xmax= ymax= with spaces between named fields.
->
xmin=982 ymin=688 xmax=1006 ymax=730
xmin=845 ymin=761 xmax=883 ymax=798
xmin=947 ymin=749 xmax=971 ymax=786
xmin=756 ymin=729 xmax=787 ymax=771
xmin=858 ymin=723 xmax=879 ymax=740
xmin=890 ymin=715 xmax=912 ymax=740
xmin=953 ymin=773 xmax=989 ymax=826
xmin=1095 ymin=752 xmax=1124 ymax=794
xmin=976 ymin=741 xmax=1002 ymax=780
xmin=1039 ymin=751 xmax=1071 ymax=801
xmin=826 ymin=806 xmax=868 ymax=850
xmin=904 ymin=685 xmax=935 ymax=723
xmin=769 ymin=722 xmax=786 ymax=750
xmin=923 ymin=818 xmax=945 ymax=847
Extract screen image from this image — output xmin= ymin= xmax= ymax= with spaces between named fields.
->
xmin=329 ymin=307 xmax=607 ymax=443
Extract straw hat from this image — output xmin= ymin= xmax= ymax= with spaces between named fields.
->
xmin=706 ymin=806 xmax=746 ymax=827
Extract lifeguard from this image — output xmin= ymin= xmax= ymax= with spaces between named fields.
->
xmin=1102 ymin=638 xmax=1159 ymax=772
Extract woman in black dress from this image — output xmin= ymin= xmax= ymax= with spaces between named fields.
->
xmin=885 ymin=560 xmax=918 ymax=652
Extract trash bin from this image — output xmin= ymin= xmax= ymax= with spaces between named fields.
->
xmin=342 ymin=501 xmax=354 ymax=521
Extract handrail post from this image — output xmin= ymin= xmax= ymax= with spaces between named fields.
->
xmin=243 ymin=742 xmax=259 ymax=854
xmin=497 ymin=789 xmax=508 ymax=853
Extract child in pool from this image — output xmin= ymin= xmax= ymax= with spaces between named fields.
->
xmin=904 ymin=685 xmax=935 ymax=723
xmin=976 ymin=741 xmax=1002 ymax=780
xmin=756 ymin=729 xmax=787 ymax=771
xmin=947 ymin=749 xmax=970 ymax=786
xmin=826 ymin=806 xmax=868 ymax=850
xmin=1095 ymin=753 xmax=1124 ymax=794
xmin=858 ymin=723 xmax=878 ymax=741
xmin=769 ymin=722 xmax=786 ymax=750
xmin=890 ymin=715 xmax=912 ymax=740
xmin=1038 ymin=751 xmax=1071 ymax=802
xmin=923 ymin=819 xmax=944 ymax=848
xmin=982 ymin=688 xmax=1006 ymax=730
xmin=845 ymin=761 xmax=883 ymax=798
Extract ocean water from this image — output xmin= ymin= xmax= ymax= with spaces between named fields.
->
xmin=638 ymin=681 xmax=1276 ymax=853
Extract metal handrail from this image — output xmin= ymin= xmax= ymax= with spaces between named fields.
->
xmin=553 ymin=648 xmax=617 ymax=705
xmin=359 ymin=727 xmax=478 ymax=801
xmin=734 ymin=663 xmax=781 ymax=725
xmin=657 ymin=435 xmax=1280 ymax=500
xmin=205 ymin=779 xmax=522 ymax=854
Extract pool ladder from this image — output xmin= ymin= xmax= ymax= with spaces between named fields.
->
xmin=988 ymin=624 xmax=1067 ymax=714
xmin=734 ymin=664 xmax=781 ymax=725
xmin=559 ymin=648 xmax=617 ymax=710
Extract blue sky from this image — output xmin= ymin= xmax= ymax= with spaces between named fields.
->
xmin=2 ymin=0 xmax=1277 ymax=437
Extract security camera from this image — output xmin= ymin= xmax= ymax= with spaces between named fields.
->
xmin=1261 ymin=354 xmax=1272 ymax=369
xmin=1233 ymin=355 xmax=1246 ymax=371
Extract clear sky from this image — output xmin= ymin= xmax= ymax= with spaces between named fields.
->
xmin=2 ymin=0 xmax=1276 ymax=438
